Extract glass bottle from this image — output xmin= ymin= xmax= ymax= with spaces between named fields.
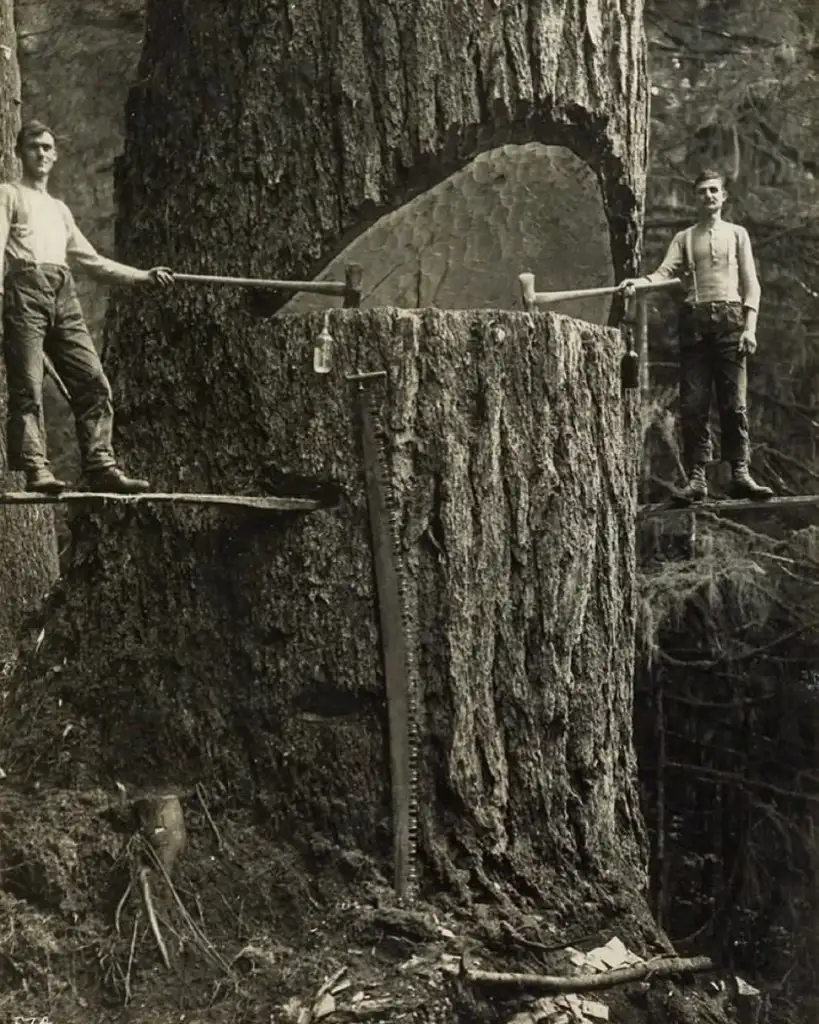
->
xmin=313 ymin=316 xmax=333 ymax=374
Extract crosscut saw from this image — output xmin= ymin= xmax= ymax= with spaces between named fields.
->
xmin=347 ymin=370 xmax=419 ymax=902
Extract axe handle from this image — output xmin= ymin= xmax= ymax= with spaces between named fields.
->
xmin=519 ymin=274 xmax=682 ymax=309
xmin=174 ymin=263 xmax=363 ymax=306
xmin=175 ymin=272 xmax=346 ymax=295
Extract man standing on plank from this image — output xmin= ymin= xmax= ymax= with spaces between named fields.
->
xmin=1 ymin=120 xmax=174 ymax=495
xmin=622 ymin=169 xmax=773 ymax=502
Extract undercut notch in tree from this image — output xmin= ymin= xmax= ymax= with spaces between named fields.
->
xmin=113 ymin=0 xmax=649 ymax=305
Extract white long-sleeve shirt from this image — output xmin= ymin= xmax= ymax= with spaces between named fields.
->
xmin=646 ymin=220 xmax=762 ymax=312
xmin=0 ymin=182 xmax=144 ymax=292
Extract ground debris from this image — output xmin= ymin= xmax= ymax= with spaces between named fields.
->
xmin=472 ymin=937 xmax=716 ymax=1024
xmin=360 ymin=905 xmax=446 ymax=943
xmin=279 ymin=992 xmax=432 ymax=1024
xmin=317 ymin=965 xmax=349 ymax=998
xmin=232 ymin=942 xmax=280 ymax=970
xmin=313 ymin=992 xmax=336 ymax=1019
xmin=565 ymin=936 xmax=644 ymax=975
xmin=0 ymin=792 xmax=735 ymax=1024
xmin=733 ymin=975 xmax=762 ymax=1024
xmin=502 ymin=992 xmax=612 ymax=1024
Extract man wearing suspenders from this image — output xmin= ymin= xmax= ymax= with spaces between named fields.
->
xmin=0 ymin=120 xmax=174 ymax=495
xmin=622 ymin=169 xmax=773 ymax=502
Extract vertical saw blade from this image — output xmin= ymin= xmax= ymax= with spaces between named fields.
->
xmin=351 ymin=372 xmax=419 ymax=902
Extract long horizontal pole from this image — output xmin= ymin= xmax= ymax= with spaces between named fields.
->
xmin=518 ymin=273 xmax=682 ymax=310
xmin=638 ymin=493 xmax=819 ymax=519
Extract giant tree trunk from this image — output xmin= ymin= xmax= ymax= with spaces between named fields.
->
xmin=117 ymin=0 xmax=648 ymax=293
xmin=0 ymin=0 xmax=58 ymax=661
xmin=4 ymin=0 xmax=649 ymax=901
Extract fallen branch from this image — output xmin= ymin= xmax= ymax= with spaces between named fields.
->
xmin=114 ymin=879 xmax=133 ymax=937
xmin=124 ymin=913 xmax=140 ymax=1005
xmin=196 ymin=782 xmax=225 ymax=852
xmin=139 ymin=866 xmax=171 ymax=970
xmin=463 ymin=954 xmax=713 ymax=993
xmin=141 ymin=838 xmax=233 ymax=975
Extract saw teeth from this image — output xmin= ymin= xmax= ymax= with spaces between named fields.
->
xmin=358 ymin=380 xmax=421 ymax=903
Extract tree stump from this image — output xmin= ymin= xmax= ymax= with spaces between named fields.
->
xmin=5 ymin=308 xmax=645 ymax=898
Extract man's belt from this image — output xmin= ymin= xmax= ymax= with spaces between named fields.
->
xmin=683 ymin=300 xmax=743 ymax=309
xmin=5 ymin=260 xmax=71 ymax=277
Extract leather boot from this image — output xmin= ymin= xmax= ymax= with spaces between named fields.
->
xmin=729 ymin=461 xmax=773 ymax=500
xmin=677 ymin=464 xmax=708 ymax=503
xmin=80 ymin=465 xmax=151 ymax=495
xmin=25 ymin=467 xmax=67 ymax=495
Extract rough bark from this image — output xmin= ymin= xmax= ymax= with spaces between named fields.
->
xmin=0 ymin=0 xmax=58 ymax=661
xmin=3 ymin=0 xmax=650 ymax=901
xmin=8 ymin=308 xmax=646 ymax=898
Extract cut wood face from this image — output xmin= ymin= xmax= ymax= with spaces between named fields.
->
xmin=282 ymin=145 xmax=615 ymax=326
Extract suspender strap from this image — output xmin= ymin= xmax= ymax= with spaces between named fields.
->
xmin=684 ymin=226 xmax=698 ymax=304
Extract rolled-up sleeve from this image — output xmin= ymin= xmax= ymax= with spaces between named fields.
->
xmin=62 ymin=204 xmax=145 ymax=285
xmin=737 ymin=226 xmax=761 ymax=312
xmin=645 ymin=231 xmax=686 ymax=284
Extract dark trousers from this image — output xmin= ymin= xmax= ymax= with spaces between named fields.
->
xmin=2 ymin=264 xmax=116 ymax=473
xmin=678 ymin=301 xmax=750 ymax=470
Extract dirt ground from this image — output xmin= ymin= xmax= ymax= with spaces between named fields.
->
xmin=0 ymin=771 xmax=738 ymax=1024
xmin=0 ymin=450 xmax=736 ymax=1024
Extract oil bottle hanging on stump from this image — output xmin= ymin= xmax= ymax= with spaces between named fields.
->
xmin=313 ymin=312 xmax=333 ymax=374
xmin=621 ymin=343 xmax=639 ymax=390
